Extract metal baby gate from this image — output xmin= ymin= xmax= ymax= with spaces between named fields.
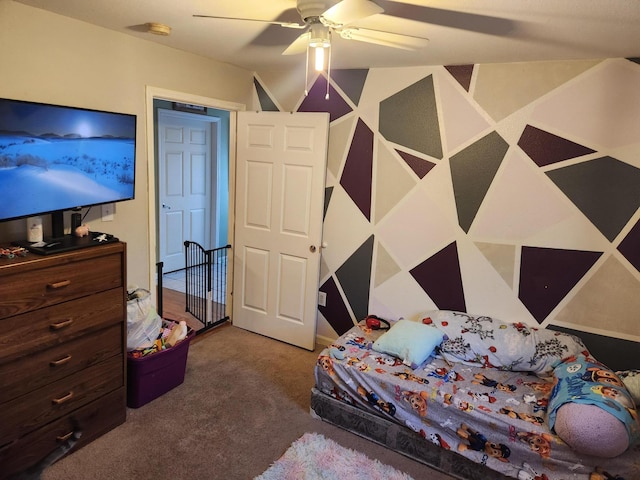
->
xmin=183 ymin=241 xmax=231 ymax=334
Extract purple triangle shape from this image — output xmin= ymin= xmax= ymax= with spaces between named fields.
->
xmin=318 ymin=276 xmax=355 ymax=336
xmin=410 ymin=242 xmax=466 ymax=311
xmin=618 ymin=219 xmax=640 ymax=273
xmin=444 ymin=65 xmax=474 ymax=91
xmin=518 ymin=125 xmax=595 ymax=167
xmin=396 ymin=149 xmax=436 ymax=179
xmin=519 ymin=246 xmax=602 ymax=323
xmin=298 ymin=75 xmax=352 ymax=123
xmin=340 ymin=118 xmax=373 ymax=221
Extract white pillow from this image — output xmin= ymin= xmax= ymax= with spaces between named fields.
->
xmin=372 ymin=319 xmax=444 ymax=368
xmin=422 ymin=310 xmax=586 ymax=375
xmin=616 ymin=369 xmax=640 ymax=406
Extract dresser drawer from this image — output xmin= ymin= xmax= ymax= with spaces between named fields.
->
xmin=0 ymin=251 xmax=123 ymax=320
xmin=0 ymin=355 xmax=124 ymax=446
xmin=0 ymin=288 xmax=124 ymax=363
xmin=0 ymin=323 xmax=123 ymax=404
xmin=0 ymin=387 xmax=126 ymax=480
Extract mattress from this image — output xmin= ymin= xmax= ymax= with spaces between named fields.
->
xmin=313 ymin=322 xmax=638 ymax=480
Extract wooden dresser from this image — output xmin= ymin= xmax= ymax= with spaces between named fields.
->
xmin=0 ymin=242 xmax=127 ymax=479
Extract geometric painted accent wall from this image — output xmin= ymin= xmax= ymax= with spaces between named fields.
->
xmin=335 ymin=235 xmax=374 ymax=321
xmin=340 ymin=119 xmax=374 ymax=221
xmin=546 ymin=156 xmax=640 ymax=241
xmin=379 ymin=75 xmax=442 ymax=159
xmin=298 ymin=75 xmax=352 ymax=123
xmin=396 ymin=150 xmax=435 ymax=179
xmin=410 ymin=242 xmax=466 ymax=312
xmin=518 ymin=125 xmax=595 ymax=167
xmin=450 ymin=131 xmax=509 ymax=232
xmin=444 ymin=65 xmax=474 ymax=91
xmin=254 ymin=58 xmax=640 ymax=365
xmin=618 ymin=219 xmax=640 ymax=272
xmin=254 ymin=78 xmax=278 ymax=112
xmin=519 ymin=246 xmax=602 ymax=323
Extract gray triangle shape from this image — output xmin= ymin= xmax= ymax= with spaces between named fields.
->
xmin=335 ymin=235 xmax=374 ymax=320
xmin=450 ymin=131 xmax=509 ymax=232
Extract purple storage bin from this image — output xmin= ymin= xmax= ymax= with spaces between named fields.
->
xmin=126 ymin=329 xmax=194 ymax=408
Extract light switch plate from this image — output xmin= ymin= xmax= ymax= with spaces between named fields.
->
xmin=101 ymin=203 xmax=114 ymax=221
xmin=318 ymin=291 xmax=327 ymax=307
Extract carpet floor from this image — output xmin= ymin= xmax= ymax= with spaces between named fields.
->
xmin=41 ymin=325 xmax=455 ymax=480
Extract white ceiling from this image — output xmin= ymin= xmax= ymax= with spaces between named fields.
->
xmin=14 ymin=0 xmax=640 ymax=71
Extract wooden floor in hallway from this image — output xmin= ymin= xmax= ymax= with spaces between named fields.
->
xmin=160 ymin=287 xmax=204 ymax=333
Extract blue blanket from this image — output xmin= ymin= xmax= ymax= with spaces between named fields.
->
xmin=548 ymin=354 xmax=639 ymax=443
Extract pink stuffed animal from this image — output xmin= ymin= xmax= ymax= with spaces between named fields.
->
xmin=75 ymin=224 xmax=90 ymax=237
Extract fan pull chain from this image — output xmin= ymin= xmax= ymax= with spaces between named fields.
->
xmin=304 ymin=46 xmax=310 ymax=96
xmin=325 ymin=42 xmax=331 ymax=100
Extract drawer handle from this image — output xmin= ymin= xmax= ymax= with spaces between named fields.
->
xmin=50 ymin=354 xmax=72 ymax=367
xmin=56 ymin=431 xmax=74 ymax=442
xmin=52 ymin=391 xmax=74 ymax=405
xmin=47 ymin=280 xmax=72 ymax=289
xmin=50 ymin=319 xmax=74 ymax=330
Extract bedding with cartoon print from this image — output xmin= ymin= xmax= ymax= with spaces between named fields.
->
xmin=314 ymin=320 xmax=638 ymax=480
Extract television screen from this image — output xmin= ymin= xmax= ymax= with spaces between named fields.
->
xmin=0 ymin=97 xmax=136 ymax=223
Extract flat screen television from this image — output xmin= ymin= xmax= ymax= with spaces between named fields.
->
xmin=0 ymin=97 xmax=136 ymax=253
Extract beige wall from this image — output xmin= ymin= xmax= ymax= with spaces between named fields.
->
xmin=0 ymin=0 xmax=254 ymax=288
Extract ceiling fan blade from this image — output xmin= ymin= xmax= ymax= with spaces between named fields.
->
xmin=282 ymin=31 xmax=312 ymax=55
xmin=373 ymin=1 xmax=515 ymax=35
xmin=322 ymin=0 xmax=384 ymax=27
xmin=193 ymin=14 xmax=306 ymax=29
xmin=338 ymin=27 xmax=428 ymax=50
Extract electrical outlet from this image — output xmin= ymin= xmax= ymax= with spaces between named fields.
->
xmin=101 ymin=203 xmax=114 ymax=221
xmin=318 ymin=291 xmax=327 ymax=307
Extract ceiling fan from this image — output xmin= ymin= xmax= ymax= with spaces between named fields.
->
xmin=193 ymin=0 xmax=430 ymax=56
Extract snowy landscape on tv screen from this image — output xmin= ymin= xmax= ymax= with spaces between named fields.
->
xmin=0 ymin=99 xmax=136 ymax=221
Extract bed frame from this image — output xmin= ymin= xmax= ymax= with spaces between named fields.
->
xmin=310 ymin=387 xmax=510 ymax=480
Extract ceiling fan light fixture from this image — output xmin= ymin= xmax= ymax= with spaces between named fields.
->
xmin=308 ymin=23 xmax=330 ymax=48
xmin=314 ymin=46 xmax=326 ymax=71
xmin=196 ymin=0 xmax=426 ymax=100
xmin=146 ymin=22 xmax=171 ymax=36
xmin=304 ymin=26 xmax=332 ymax=99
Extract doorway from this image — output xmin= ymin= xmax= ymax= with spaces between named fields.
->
xmin=155 ymin=103 xmax=229 ymax=275
xmin=145 ymin=87 xmax=244 ymax=326
xmin=146 ymin=87 xmax=328 ymax=348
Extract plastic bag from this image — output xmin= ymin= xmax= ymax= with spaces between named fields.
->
xmin=126 ymin=288 xmax=162 ymax=351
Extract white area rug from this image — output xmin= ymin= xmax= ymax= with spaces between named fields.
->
xmin=254 ymin=432 xmax=415 ymax=480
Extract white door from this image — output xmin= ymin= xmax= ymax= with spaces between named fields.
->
xmin=158 ymin=110 xmax=212 ymax=272
xmin=233 ymin=111 xmax=329 ymax=350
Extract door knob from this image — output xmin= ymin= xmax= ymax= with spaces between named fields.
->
xmin=162 ymin=203 xmax=171 ymax=209
xmin=309 ymin=245 xmax=317 ymax=253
